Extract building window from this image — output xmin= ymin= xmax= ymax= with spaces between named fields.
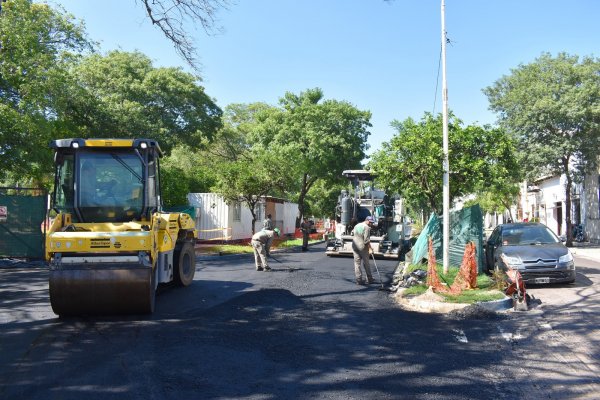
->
xmin=233 ymin=202 xmax=241 ymax=222
xmin=255 ymin=204 xmax=262 ymax=221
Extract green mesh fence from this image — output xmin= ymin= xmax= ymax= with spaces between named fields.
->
xmin=0 ymin=189 xmax=47 ymax=259
xmin=411 ymin=204 xmax=485 ymax=271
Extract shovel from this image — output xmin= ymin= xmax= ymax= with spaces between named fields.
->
xmin=269 ymin=254 xmax=294 ymax=272
xmin=370 ymin=252 xmax=386 ymax=290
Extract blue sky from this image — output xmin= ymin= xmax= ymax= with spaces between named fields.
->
xmin=50 ymin=0 xmax=599 ymax=155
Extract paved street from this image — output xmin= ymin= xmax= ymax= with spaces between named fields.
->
xmin=0 ymin=244 xmax=599 ymax=399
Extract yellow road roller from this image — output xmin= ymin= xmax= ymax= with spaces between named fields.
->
xmin=46 ymin=138 xmax=197 ymax=315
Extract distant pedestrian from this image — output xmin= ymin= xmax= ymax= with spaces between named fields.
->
xmin=300 ymin=217 xmax=310 ymax=251
xmin=352 ymin=216 xmax=375 ymax=285
xmin=263 ymin=214 xmax=274 ymax=230
xmin=328 ymin=218 xmax=336 ymax=239
xmin=251 ymin=228 xmax=280 ymax=271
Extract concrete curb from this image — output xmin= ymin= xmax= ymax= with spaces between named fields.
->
xmin=398 ymin=296 xmax=469 ymax=313
xmin=475 ymin=296 xmax=513 ymax=312
xmin=394 ymin=288 xmax=513 ymax=314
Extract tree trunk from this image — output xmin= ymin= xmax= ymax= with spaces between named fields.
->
xmin=250 ymin=213 xmax=257 ymax=235
xmin=295 ymin=173 xmax=309 ymax=228
xmin=503 ymin=200 xmax=514 ymax=223
xmin=248 ymin=200 xmax=258 ymax=235
xmin=296 ymin=191 xmax=306 ymax=228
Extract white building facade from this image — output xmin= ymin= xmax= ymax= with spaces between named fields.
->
xmin=187 ymin=193 xmax=298 ymax=242
xmin=521 ymin=168 xmax=600 ymax=243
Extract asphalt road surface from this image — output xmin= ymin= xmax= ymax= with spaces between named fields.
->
xmin=0 ymin=244 xmax=598 ymax=399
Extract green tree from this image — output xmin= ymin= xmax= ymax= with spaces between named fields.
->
xmin=303 ymin=180 xmax=348 ymax=220
xmin=211 ymin=149 xmax=288 ymax=234
xmin=63 ymin=50 xmax=223 ymax=154
xmin=160 ymin=145 xmax=216 ymax=207
xmin=252 ymin=88 xmax=372 ymax=226
xmin=197 ymin=103 xmax=289 ymax=234
xmin=369 ymin=112 xmax=520 ymax=215
xmin=0 ymin=0 xmax=92 ymax=183
xmin=484 ymin=52 xmax=600 ymax=245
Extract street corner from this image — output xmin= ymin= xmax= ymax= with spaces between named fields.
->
xmin=393 ymin=286 xmax=513 ymax=315
xmin=393 ymin=287 xmax=469 ymax=313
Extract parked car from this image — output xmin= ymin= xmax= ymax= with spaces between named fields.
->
xmin=484 ymin=222 xmax=576 ymax=284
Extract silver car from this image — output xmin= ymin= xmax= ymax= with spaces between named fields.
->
xmin=484 ymin=222 xmax=576 ymax=284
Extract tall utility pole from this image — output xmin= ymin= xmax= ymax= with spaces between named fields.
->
xmin=441 ymin=0 xmax=450 ymax=274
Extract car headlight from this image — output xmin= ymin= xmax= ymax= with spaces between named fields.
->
xmin=559 ymin=251 xmax=573 ymax=263
xmin=502 ymin=255 xmax=523 ymax=267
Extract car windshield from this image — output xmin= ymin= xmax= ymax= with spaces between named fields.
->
xmin=501 ymin=226 xmax=560 ymax=245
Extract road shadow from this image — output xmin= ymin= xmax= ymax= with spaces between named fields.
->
xmin=1 ymin=252 xmax=598 ymax=399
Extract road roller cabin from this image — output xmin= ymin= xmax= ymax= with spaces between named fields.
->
xmin=46 ymin=138 xmax=197 ymax=316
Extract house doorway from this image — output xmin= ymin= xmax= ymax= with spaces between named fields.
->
xmin=555 ymin=202 xmax=563 ymax=236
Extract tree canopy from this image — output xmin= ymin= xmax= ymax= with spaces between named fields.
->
xmin=252 ymin=88 xmax=372 ymax=225
xmin=368 ymin=112 xmax=520 ymax=216
xmin=484 ymin=52 xmax=600 ymax=178
xmin=0 ymin=0 xmax=92 ymax=183
xmin=63 ymin=50 xmax=223 ymax=154
xmin=484 ymin=52 xmax=600 ymax=244
xmin=0 ymin=2 xmax=222 ymax=188
xmin=201 ymin=103 xmax=290 ymax=233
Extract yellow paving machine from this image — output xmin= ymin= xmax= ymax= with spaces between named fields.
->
xmin=46 ymin=138 xmax=196 ymax=315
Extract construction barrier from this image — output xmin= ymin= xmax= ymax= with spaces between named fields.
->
xmin=197 ymin=227 xmax=232 ymax=243
xmin=426 ymin=237 xmax=478 ymax=295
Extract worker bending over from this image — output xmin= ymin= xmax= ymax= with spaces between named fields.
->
xmin=251 ymin=228 xmax=280 ymax=271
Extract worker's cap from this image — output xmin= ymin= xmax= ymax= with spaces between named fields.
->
xmin=273 ymin=227 xmax=281 ymax=236
xmin=365 ymin=216 xmax=375 ymax=223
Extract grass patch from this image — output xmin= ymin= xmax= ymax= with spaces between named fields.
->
xmin=201 ymin=244 xmax=254 ymax=254
xmin=400 ymin=264 xmax=506 ymax=304
xmin=199 ymin=238 xmax=321 ymax=255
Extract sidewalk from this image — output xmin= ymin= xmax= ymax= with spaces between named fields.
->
xmin=570 ymin=241 xmax=600 ymax=263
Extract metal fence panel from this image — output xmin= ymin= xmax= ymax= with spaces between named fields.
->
xmin=0 ymin=189 xmax=47 ymax=259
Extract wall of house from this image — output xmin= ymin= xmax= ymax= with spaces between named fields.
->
xmin=282 ymin=202 xmax=299 ymax=234
xmin=188 ymin=193 xmax=299 ymax=242
xmin=536 ymin=176 xmax=565 ymax=236
xmin=187 ymin=193 xmax=232 ymax=241
xmin=521 ymin=172 xmax=600 ymax=242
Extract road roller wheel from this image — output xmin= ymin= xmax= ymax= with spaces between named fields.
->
xmin=174 ymin=241 xmax=196 ymax=286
